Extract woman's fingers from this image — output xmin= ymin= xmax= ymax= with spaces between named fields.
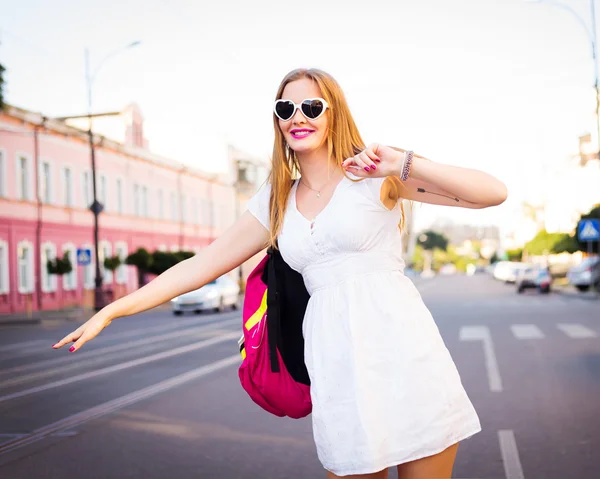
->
xmin=52 ymin=328 xmax=83 ymax=349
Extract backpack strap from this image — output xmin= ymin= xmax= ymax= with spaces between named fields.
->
xmin=266 ymin=246 xmax=280 ymax=373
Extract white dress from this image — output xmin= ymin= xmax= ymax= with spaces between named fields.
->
xmin=246 ymin=173 xmax=481 ymax=476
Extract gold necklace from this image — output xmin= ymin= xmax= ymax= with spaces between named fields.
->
xmin=300 ymin=173 xmax=340 ymax=198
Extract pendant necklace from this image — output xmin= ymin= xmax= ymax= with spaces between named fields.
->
xmin=300 ymin=179 xmax=323 ymax=198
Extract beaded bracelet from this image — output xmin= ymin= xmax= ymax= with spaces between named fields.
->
xmin=401 ymin=150 xmax=414 ymax=181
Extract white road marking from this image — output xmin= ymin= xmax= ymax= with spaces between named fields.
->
xmin=0 ymin=316 xmax=240 ymax=380
xmin=499 ymin=430 xmax=525 ymax=479
xmin=556 ymin=323 xmax=598 ymax=339
xmin=0 ymin=311 xmax=240 ymax=361
xmin=0 ymin=328 xmax=235 ymax=389
xmin=0 ymin=354 xmax=240 ymax=456
xmin=459 ymin=326 xmax=503 ymax=392
xmin=0 ymin=340 xmax=50 ymax=353
xmin=510 ymin=324 xmax=545 ymax=340
xmin=0 ymin=332 xmax=240 ymax=403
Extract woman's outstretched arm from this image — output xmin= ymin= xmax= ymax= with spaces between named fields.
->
xmin=52 ymin=211 xmax=268 ymax=352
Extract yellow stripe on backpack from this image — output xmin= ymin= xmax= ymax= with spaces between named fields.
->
xmin=244 ymin=289 xmax=268 ymax=331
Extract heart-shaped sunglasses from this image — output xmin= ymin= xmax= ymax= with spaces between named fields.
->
xmin=273 ymin=98 xmax=330 ymax=122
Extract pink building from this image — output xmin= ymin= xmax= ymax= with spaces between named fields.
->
xmin=0 ymin=104 xmax=241 ymax=315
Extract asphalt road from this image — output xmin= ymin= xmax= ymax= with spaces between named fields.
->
xmin=0 ymin=274 xmax=598 ymax=479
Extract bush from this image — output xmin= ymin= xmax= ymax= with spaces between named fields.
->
xmin=47 ymin=252 xmax=73 ymax=276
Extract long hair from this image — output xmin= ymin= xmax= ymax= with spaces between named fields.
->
xmin=267 ymin=68 xmax=405 ymax=248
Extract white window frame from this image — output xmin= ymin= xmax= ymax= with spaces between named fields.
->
xmin=157 ymin=189 xmax=164 ymax=219
xmin=99 ymin=240 xmax=113 ymax=284
xmin=170 ymin=244 xmax=179 ymax=252
xmin=158 ymin=244 xmax=167 ymax=252
xmin=141 ymin=185 xmax=149 ymax=218
xmin=192 ymin=197 xmax=199 ymax=225
xmin=38 ymin=158 xmax=54 ymax=205
xmin=41 ymin=241 xmax=58 ymax=293
xmin=170 ymin=192 xmax=177 ymax=222
xmin=61 ymin=166 xmax=75 ymax=207
xmin=114 ymin=241 xmax=128 ymax=285
xmin=81 ymin=170 xmax=92 ymax=209
xmin=116 ymin=177 xmax=124 ymax=214
xmin=16 ymin=152 xmax=32 ymax=201
xmin=180 ymin=193 xmax=187 ymax=223
xmin=133 ymin=183 xmax=140 ymax=216
xmin=100 ymin=174 xmax=108 ymax=213
xmin=62 ymin=242 xmax=77 ymax=291
xmin=17 ymin=240 xmax=35 ymax=294
xmin=0 ymin=148 xmax=7 ymax=198
xmin=0 ymin=239 xmax=9 ymax=294
xmin=82 ymin=243 xmax=95 ymax=290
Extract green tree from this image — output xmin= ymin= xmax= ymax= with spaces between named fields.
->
xmin=506 ymin=248 xmax=523 ymax=261
xmin=47 ymin=252 xmax=73 ymax=308
xmin=0 ymin=63 xmax=5 ymax=110
xmin=104 ymin=255 xmax=122 ymax=275
xmin=524 ymin=230 xmax=577 ymax=256
xmin=417 ymin=231 xmax=449 ymax=251
xmin=126 ymin=248 xmax=152 ymax=287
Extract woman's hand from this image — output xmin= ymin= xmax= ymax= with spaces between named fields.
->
xmin=52 ymin=309 xmax=114 ymax=353
xmin=341 ymin=143 xmax=404 ymax=178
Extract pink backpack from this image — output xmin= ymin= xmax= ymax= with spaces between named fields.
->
xmin=238 ymin=248 xmax=312 ymax=418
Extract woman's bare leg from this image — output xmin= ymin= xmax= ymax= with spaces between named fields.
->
xmin=396 ymin=442 xmax=459 ymax=479
xmin=327 ymin=467 xmax=389 ymax=479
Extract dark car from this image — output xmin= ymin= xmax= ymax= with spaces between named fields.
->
xmin=516 ymin=266 xmax=551 ymax=294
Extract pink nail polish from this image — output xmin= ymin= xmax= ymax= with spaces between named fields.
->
xmin=371 ymin=165 xmax=377 ymax=170
xmin=375 ymin=159 xmax=381 ymax=163
xmin=69 ymin=346 xmax=75 ymax=352
xmin=364 ymin=167 xmax=369 ymax=172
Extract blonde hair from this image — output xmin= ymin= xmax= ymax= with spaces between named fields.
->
xmin=267 ymin=68 xmax=405 ymax=248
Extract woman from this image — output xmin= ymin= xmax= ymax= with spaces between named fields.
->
xmin=53 ymin=68 xmax=507 ymax=478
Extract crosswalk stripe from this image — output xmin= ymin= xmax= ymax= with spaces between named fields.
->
xmin=556 ymin=323 xmax=598 ymax=339
xmin=511 ymin=324 xmax=544 ymax=339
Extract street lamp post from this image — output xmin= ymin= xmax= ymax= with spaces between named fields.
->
xmin=84 ymin=42 xmax=140 ymax=311
xmin=527 ymin=0 xmax=600 ymax=162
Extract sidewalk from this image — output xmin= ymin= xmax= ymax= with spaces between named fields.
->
xmin=0 ymin=307 xmax=91 ymax=326
xmin=552 ymin=283 xmax=600 ymax=301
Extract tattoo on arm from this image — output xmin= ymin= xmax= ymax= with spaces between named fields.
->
xmin=416 ymin=187 xmax=460 ymax=203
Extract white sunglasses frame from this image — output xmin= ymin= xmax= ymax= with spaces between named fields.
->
xmin=273 ymin=97 xmax=330 ymax=122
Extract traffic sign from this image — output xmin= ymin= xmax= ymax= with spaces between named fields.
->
xmin=76 ymin=248 xmax=92 ymax=266
xmin=578 ymin=219 xmax=600 ymax=242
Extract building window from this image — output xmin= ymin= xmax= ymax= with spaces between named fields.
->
xmin=192 ymin=197 xmax=199 ymax=225
xmin=62 ymin=167 xmax=74 ymax=207
xmin=170 ymin=192 xmax=177 ymax=222
xmin=0 ymin=239 xmax=8 ymax=294
xmin=41 ymin=242 xmax=57 ymax=293
xmin=62 ymin=243 xmax=77 ymax=291
xmin=17 ymin=240 xmax=34 ymax=294
xmin=39 ymin=160 xmax=52 ymax=204
xmin=157 ymin=189 xmax=164 ymax=219
xmin=83 ymin=244 xmax=95 ymax=289
xmin=99 ymin=241 xmax=113 ymax=284
xmin=116 ymin=178 xmax=123 ymax=214
xmin=17 ymin=155 xmax=30 ymax=201
xmin=180 ymin=194 xmax=186 ymax=223
xmin=158 ymin=244 xmax=167 ymax=252
xmin=115 ymin=241 xmax=128 ymax=285
xmin=0 ymin=149 xmax=6 ymax=198
xmin=100 ymin=175 xmax=108 ymax=212
xmin=141 ymin=186 xmax=149 ymax=217
xmin=82 ymin=171 xmax=92 ymax=208
xmin=133 ymin=183 xmax=140 ymax=216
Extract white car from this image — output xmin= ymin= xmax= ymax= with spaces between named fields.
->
xmin=493 ymin=261 xmax=526 ymax=283
xmin=171 ymin=275 xmax=240 ymax=315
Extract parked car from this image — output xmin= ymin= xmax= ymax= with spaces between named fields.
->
xmin=171 ymin=275 xmax=240 ymax=315
xmin=567 ymin=256 xmax=600 ymax=292
xmin=516 ymin=266 xmax=551 ymax=294
xmin=493 ymin=261 xmax=526 ymax=283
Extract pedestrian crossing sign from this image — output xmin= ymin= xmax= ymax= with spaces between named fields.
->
xmin=76 ymin=248 xmax=92 ymax=266
xmin=578 ymin=219 xmax=600 ymax=242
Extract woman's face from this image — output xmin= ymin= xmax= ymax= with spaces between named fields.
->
xmin=278 ymin=78 xmax=329 ymax=155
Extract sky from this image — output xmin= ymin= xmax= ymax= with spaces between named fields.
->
xmin=1 ymin=0 xmax=598 ymax=234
